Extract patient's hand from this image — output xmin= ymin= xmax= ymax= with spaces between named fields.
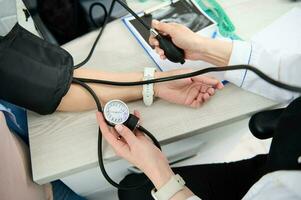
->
xmin=155 ymin=69 xmax=224 ymax=108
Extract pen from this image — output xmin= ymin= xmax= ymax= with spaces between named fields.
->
xmin=211 ymin=30 xmax=217 ymax=39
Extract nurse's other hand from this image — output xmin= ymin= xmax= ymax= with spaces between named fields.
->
xmin=149 ymin=20 xmax=205 ymax=60
xmin=155 ymin=69 xmax=224 ymax=108
xmin=96 ymin=111 xmax=174 ymax=189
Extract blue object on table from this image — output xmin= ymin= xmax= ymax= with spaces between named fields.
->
xmin=211 ymin=30 xmax=218 ymax=39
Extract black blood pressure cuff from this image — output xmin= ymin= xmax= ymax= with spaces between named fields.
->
xmin=0 ymin=23 xmax=74 ymax=115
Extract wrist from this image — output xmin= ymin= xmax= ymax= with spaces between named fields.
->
xmin=147 ymin=162 xmax=175 ymax=189
xmin=179 ymin=34 xmax=208 ymax=61
xmin=137 ymin=146 xmax=174 ymax=189
xmin=153 ymin=71 xmax=166 ymax=98
xmin=196 ymin=36 xmax=210 ymax=58
xmin=141 ymin=150 xmax=174 ymax=189
xmin=197 ymin=37 xmax=233 ymax=66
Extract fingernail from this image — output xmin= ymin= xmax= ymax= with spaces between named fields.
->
xmin=115 ymin=124 xmax=123 ymax=132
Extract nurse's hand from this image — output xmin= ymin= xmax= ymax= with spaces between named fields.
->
xmin=149 ymin=20 xmax=205 ymax=60
xmin=96 ymin=111 xmax=174 ymax=189
xmin=149 ymin=20 xmax=232 ymax=66
xmin=155 ymin=69 xmax=224 ymax=108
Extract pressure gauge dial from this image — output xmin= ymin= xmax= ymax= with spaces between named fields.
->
xmin=103 ymin=100 xmax=130 ymax=126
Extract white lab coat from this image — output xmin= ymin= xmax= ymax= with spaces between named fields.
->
xmin=225 ymin=40 xmax=301 ymax=102
xmin=186 ymin=40 xmax=301 ymax=200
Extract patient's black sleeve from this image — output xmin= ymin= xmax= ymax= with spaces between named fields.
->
xmin=118 ymin=155 xmax=267 ymax=200
xmin=0 ymin=23 xmax=74 ymax=115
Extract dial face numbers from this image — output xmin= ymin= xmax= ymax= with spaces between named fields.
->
xmin=103 ymin=100 xmax=130 ymax=125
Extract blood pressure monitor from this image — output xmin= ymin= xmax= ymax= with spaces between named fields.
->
xmin=104 ymin=99 xmax=140 ymax=131
xmin=104 ymin=100 xmax=130 ymax=125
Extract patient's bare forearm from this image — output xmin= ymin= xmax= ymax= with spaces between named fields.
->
xmin=57 ymin=68 xmax=144 ymax=112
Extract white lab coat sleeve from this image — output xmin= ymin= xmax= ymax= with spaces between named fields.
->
xmin=242 ymin=171 xmax=301 ymax=200
xmin=186 ymin=195 xmax=202 ymax=200
xmin=224 ymin=40 xmax=301 ymax=102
